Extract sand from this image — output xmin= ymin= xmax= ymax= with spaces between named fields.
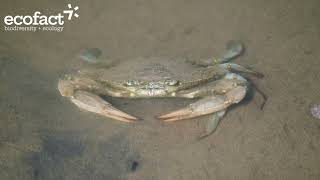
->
xmin=0 ymin=0 xmax=320 ymax=179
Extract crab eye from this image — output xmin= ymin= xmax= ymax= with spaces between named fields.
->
xmin=165 ymin=79 xmax=179 ymax=86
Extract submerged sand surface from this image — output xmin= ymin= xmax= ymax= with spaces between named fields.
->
xmin=0 ymin=0 xmax=320 ymax=179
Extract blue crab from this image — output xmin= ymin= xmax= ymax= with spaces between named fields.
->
xmin=58 ymin=41 xmax=263 ymax=136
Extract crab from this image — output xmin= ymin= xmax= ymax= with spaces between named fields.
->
xmin=58 ymin=41 xmax=263 ymax=137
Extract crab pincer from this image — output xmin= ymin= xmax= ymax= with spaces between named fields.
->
xmin=70 ymin=91 xmax=138 ymax=122
xmin=158 ymin=86 xmax=247 ymax=122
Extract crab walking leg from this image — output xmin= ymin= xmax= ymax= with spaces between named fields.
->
xmin=219 ymin=41 xmax=244 ymax=63
xmin=70 ymin=90 xmax=138 ymax=122
xmin=199 ymin=110 xmax=226 ymax=139
xmin=158 ymin=85 xmax=246 ymax=121
xmin=188 ymin=41 xmax=244 ymax=66
xmin=176 ymin=72 xmax=249 ymax=99
xmin=219 ymin=63 xmax=264 ymax=78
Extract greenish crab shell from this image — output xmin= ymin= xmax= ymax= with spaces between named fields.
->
xmin=122 ymin=79 xmax=180 ymax=97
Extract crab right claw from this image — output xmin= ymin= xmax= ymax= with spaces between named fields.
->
xmin=70 ymin=90 xmax=138 ymax=122
xmin=158 ymin=86 xmax=247 ymax=122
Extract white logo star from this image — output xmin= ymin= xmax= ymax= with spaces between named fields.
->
xmin=63 ymin=4 xmax=79 ymax=20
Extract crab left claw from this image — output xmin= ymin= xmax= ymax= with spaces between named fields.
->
xmin=158 ymin=86 xmax=246 ymax=122
xmin=58 ymin=78 xmax=139 ymax=123
xmin=71 ymin=91 xmax=138 ymax=122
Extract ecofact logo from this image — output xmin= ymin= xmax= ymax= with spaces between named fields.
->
xmin=3 ymin=4 xmax=79 ymax=32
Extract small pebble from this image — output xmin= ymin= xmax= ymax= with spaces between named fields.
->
xmin=310 ymin=104 xmax=320 ymax=119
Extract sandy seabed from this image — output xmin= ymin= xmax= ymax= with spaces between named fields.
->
xmin=0 ymin=0 xmax=320 ymax=180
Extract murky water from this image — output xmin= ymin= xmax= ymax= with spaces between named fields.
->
xmin=1 ymin=0 xmax=320 ymax=179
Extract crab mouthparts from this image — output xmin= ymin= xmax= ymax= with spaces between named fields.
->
xmin=138 ymin=88 xmax=167 ymax=96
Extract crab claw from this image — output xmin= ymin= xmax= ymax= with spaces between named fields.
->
xmin=70 ymin=90 xmax=138 ymax=122
xmin=158 ymin=86 xmax=246 ymax=122
xmin=158 ymin=108 xmax=195 ymax=121
xmin=158 ymin=96 xmax=226 ymax=122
